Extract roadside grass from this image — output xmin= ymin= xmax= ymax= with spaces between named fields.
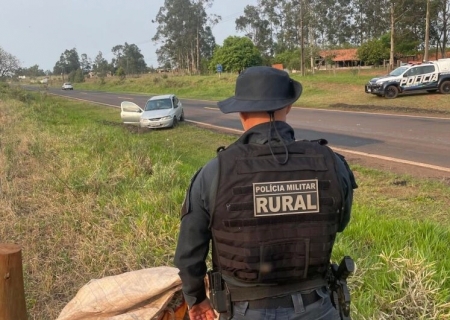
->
xmin=1 ymin=86 xmax=450 ymax=319
xmin=41 ymin=68 xmax=450 ymax=116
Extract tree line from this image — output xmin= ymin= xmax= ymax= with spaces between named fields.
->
xmin=154 ymin=0 xmax=450 ymax=73
xmin=51 ymin=43 xmax=148 ymax=83
xmin=1 ymin=0 xmax=449 ymax=81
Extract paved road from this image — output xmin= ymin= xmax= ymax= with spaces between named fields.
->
xmin=25 ymin=86 xmax=450 ymax=173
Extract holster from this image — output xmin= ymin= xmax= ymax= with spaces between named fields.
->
xmin=207 ymin=270 xmax=232 ymax=319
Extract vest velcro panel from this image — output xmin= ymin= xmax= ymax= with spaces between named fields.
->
xmin=212 ymin=141 xmax=343 ymax=284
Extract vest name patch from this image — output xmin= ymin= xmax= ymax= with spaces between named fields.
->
xmin=253 ymin=179 xmax=320 ymax=217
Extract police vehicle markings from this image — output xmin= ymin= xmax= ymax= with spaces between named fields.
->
xmin=399 ymin=73 xmax=438 ymax=88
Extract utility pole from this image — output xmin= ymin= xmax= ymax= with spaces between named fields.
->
xmin=299 ymin=0 xmax=305 ymax=76
xmin=424 ymin=0 xmax=430 ymax=61
xmin=309 ymin=1 xmax=315 ymax=75
xmin=389 ymin=1 xmax=395 ymax=70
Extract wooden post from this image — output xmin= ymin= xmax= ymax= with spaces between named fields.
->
xmin=0 ymin=244 xmax=27 ymax=320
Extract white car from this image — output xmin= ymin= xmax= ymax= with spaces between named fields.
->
xmin=120 ymin=94 xmax=184 ymax=128
xmin=62 ymin=82 xmax=73 ymax=90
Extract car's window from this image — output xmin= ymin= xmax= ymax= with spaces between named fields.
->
xmin=145 ymin=99 xmax=172 ymax=111
xmin=122 ymin=105 xmax=139 ymax=112
xmin=404 ymin=68 xmax=418 ymax=77
xmin=389 ymin=66 xmax=409 ymax=76
xmin=420 ymin=65 xmax=435 ymax=74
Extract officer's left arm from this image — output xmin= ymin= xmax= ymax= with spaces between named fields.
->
xmin=335 ymin=153 xmax=358 ymax=232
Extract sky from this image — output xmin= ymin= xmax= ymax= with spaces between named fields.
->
xmin=0 ymin=0 xmax=257 ymax=71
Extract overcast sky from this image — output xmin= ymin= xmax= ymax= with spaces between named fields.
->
xmin=0 ymin=0 xmax=256 ymax=71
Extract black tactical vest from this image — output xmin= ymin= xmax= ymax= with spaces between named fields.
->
xmin=211 ymin=140 xmax=344 ymax=286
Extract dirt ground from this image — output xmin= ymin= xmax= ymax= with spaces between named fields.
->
xmin=338 ymin=150 xmax=450 ymax=184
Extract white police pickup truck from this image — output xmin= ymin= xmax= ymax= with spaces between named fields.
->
xmin=365 ymin=58 xmax=450 ymax=98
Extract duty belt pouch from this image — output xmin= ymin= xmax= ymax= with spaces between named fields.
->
xmin=207 ymin=270 xmax=232 ymax=317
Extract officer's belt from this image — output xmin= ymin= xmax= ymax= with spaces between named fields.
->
xmin=245 ymin=290 xmax=321 ymax=309
xmin=227 ymin=277 xmax=327 ymax=301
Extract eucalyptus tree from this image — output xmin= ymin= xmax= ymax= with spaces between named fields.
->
xmin=235 ymin=0 xmax=315 ymax=74
xmin=16 ymin=65 xmax=46 ymax=78
xmin=80 ymin=53 xmax=92 ymax=75
xmin=152 ymin=0 xmax=220 ymax=73
xmin=235 ymin=1 xmax=295 ymax=54
xmin=434 ymin=0 xmax=450 ymax=58
xmin=349 ymin=0 xmax=389 ymax=45
xmin=92 ymin=51 xmax=109 ymax=81
xmin=0 ymin=47 xmax=20 ymax=79
xmin=111 ymin=43 xmax=147 ymax=75
xmin=53 ymin=48 xmax=80 ymax=76
xmin=386 ymin=0 xmax=424 ymax=69
xmin=235 ymin=5 xmax=273 ymax=59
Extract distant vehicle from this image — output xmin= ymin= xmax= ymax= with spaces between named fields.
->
xmin=120 ymin=94 xmax=184 ymax=128
xmin=62 ymin=82 xmax=73 ymax=90
xmin=365 ymin=58 xmax=450 ymax=98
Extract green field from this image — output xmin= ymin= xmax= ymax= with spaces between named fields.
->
xmin=1 ymin=82 xmax=450 ymax=319
xmin=40 ymin=68 xmax=450 ymax=117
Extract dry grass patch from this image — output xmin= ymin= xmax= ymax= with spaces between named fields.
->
xmin=375 ymin=251 xmax=450 ymax=320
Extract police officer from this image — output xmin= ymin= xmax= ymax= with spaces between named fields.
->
xmin=174 ymin=66 xmax=357 ymax=320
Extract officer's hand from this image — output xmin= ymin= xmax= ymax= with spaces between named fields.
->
xmin=188 ymin=298 xmax=217 ymax=320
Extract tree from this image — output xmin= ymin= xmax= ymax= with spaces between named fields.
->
xmin=111 ymin=43 xmax=147 ymax=75
xmin=71 ymin=69 xmax=84 ymax=83
xmin=15 ymin=65 xmax=46 ymax=78
xmin=0 ymin=46 xmax=20 ymax=79
xmin=434 ymin=0 xmax=450 ymax=58
xmin=235 ymin=0 xmax=319 ymax=74
xmin=53 ymin=48 xmax=80 ymax=77
xmin=357 ymin=38 xmax=389 ymax=65
xmin=209 ymin=36 xmax=262 ymax=73
xmin=273 ymin=49 xmax=301 ymax=70
xmin=152 ymin=0 xmax=220 ymax=73
xmin=80 ymin=53 xmax=92 ymax=75
xmin=116 ymin=67 xmax=126 ymax=80
xmin=387 ymin=0 xmax=424 ymax=69
xmin=92 ymin=51 xmax=109 ymax=83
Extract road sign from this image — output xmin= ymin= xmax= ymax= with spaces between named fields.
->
xmin=216 ymin=64 xmax=223 ymax=73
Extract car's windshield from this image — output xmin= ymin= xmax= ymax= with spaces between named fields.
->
xmin=145 ymin=99 xmax=172 ymax=111
xmin=388 ymin=66 xmax=409 ymax=76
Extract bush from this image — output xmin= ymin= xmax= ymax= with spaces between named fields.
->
xmin=116 ymin=67 xmax=126 ymax=80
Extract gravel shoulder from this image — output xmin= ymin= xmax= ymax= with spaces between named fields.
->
xmin=338 ymin=149 xmax=450 ymax=184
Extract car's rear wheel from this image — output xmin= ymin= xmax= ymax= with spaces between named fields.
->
xmin=384 ymin=86 xmax=399 ymax=99
xmin=439 ymin=80 xmax=450 ymax=94
xmin=179 ymin=110 xmax=185 ymax=121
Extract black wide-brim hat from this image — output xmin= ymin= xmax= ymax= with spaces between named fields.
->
xmin=218 ymin=66 xmax=302 ymax=114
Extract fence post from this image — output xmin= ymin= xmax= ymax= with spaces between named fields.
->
xmin=0 ymin=244 xmax=27 ymax=320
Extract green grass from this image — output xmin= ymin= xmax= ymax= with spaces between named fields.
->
xmin=38 ymin=68 xmax=450 ymax=116
xmin=1 ymin=85 xmax=450 ymax=319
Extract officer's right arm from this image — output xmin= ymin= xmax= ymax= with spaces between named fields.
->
xmin=335 ymin=153 xmax=358 ymax=232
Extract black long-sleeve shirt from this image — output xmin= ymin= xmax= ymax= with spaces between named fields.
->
xmin=173 ymin=121 xmax=356 ymax=308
